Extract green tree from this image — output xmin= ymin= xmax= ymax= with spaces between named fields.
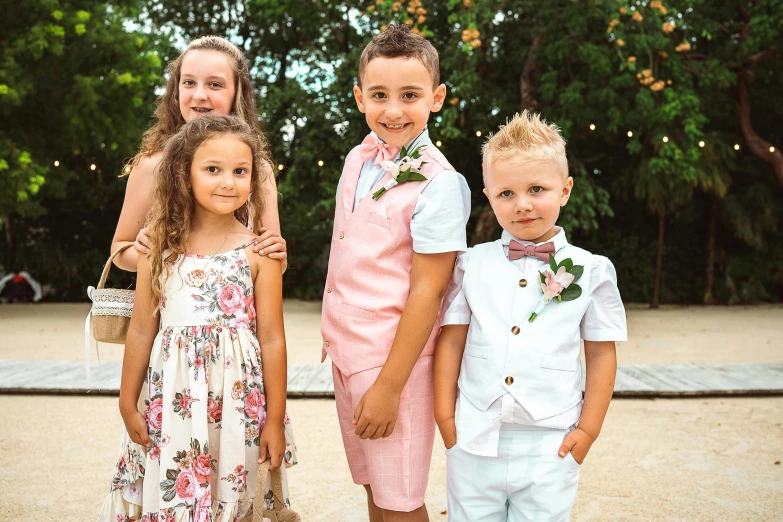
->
xmin=0 ymin=0 xmax=163 ymax=297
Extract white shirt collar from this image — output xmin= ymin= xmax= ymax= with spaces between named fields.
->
xmin=500 ymin=227 xmax=568 ymax=253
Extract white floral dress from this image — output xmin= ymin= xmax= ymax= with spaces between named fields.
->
xmin=97 ymin=239 xmax=297 ymax=522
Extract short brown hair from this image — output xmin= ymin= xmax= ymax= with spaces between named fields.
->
xmin=358 ymin=25 xmax=440 ymax=88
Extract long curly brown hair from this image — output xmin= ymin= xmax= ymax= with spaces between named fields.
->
xmin=146 ymin=115 xmax=271 ymax=308
xmin=129 ymin=36 xmax=259 ymax=162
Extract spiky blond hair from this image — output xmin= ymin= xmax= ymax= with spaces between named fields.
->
xmin=482 ymin=111 xmax=568 ymax=181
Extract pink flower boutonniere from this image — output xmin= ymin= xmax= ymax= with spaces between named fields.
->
xmin=372 ymin=144 xmax=428 ymax=200
xmin=528 ymin=255 xmax=584 ymax=322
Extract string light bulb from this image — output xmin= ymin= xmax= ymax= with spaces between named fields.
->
xmin=771 ymin=146 xmax=776 ymax=153
xmin=662 ymin=136 xmax=669 ymax=143
xmin=277 ymin=164 xmax=284 ymax=171
xmin=698 ymin=140 xmax=705 ymax=147
xmin=734 ymin=144 xmax=740 ymax=150
xmin=318 ymin=160 xmax=324 ymax=167
xmin=589 ymin=124 xmax=596 ymax=131
xmin=475 ymin=131 xmax=482 ymax=137
xmin=627 ymin=131 xmax=633 ymax=138
xmin=436 ymin=140 xmax=442 ymax=147
xmin=53 ymin=160 xmax=60 ymax=167
xmin=90 ymin=164 xmax=97 ymax=171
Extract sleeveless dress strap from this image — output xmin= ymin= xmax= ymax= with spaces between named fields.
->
xmin=239 ymin=237 xmax=260 ymax=250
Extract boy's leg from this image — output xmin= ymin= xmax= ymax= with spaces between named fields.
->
xmin=445 ymin=441 xmax=509 ymax=522
xmin=506 ymin=428 xmax=580 ymax=522
xmin=364 ymin=485 xmax=385 ymax=522
xmin=381 ymin=504 xmax=429 ymax=522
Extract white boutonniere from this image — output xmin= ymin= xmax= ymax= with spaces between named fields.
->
xmin=372 ymin=144 xmax=428 ymax=200
xmin=528 ymin=255 xmax=584 ymax=322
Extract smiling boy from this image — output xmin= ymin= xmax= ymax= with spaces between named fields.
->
xmin=320 ymin=25 xmax=470 ymax=522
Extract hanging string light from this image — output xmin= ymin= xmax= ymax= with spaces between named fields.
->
xmin=662 ymin=136 xmax=669 ymax=143
xmin=734 ymin=144 xmax=741 ymax=150
xmin=318 ymin=160 xmax=324 ymax=167
xmin=90 ymin=164 xmax=97 ymax=171
xmin=278 ymin=164 xmax=284 ymax=171
xmin=771 ymin=146 xmax=776 ymax=153
xmin=698 ymin=141 xmax=705 ymax=147
xmin=435 ymin=140 xmax=442 ymax=147
xmin=627 ymin=131 xmax=633 ymax=138
xmin=589 ymin=124 xmax=596 ymax=131
xmin=53 ymin=160 xmax=60 ymax=167
xmin=475 ymin=131 xmax=482 ymax=137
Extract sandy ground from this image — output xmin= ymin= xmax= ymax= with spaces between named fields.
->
xmin=0 ymin=302 xmax=782 ymax=521
xmin=2 ymin=301 xmax=782 ymax=365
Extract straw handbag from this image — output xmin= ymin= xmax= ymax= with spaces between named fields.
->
xmin=84 ymin=243 xmax=134 ymax=382
xmin=240 ymin=459 xmax=301 ymax=522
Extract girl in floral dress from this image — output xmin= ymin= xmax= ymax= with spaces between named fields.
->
xmin=97 ymin=114 xmax=297 ymax=522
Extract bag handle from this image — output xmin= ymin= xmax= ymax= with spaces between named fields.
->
xmin=97 ymin=243 xmax=135 ymax=289
xmin=253 ymin=459 xmax=300 ymax=522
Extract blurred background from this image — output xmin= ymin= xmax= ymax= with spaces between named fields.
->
xmin=2 ymin=0 xmax=782 ymax=305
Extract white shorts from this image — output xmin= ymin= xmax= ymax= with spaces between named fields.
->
xmin=446 ymin=425 xmax=581 ymax=521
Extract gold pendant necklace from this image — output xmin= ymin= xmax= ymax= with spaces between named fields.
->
xmin=184 ymin=220 xmax=236 ymax=288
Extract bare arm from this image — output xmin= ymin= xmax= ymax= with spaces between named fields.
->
xmin=252 ymin=164 xmax=288 ymax=272
xmin=118 ymin=253 xmax=160 ymax=446
xmin=253 ymin=250 xmax=287 ymax=470
xmin=353 ymin=251 xmax=456 ymax=439
xmin=111 ymin=154 xmax=161 ymax=271
xmin=558 ymin=340 xmax=617 ymax=463
xmin=433 ymin=324 xmax=468 ymax=448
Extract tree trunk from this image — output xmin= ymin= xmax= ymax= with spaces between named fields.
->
xmin=470 ymin=205 xmax=498 ymax=246
xmin=3 ymin=215 xmax=12 ymax=247
xmin=737 ymin=70 xmax=783 ymax=188
xmin=703 ymin=198 xmax=717 ymax=305
xmin=651 ymin=210 xmax=665 ymax=309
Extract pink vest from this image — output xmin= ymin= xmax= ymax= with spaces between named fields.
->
xmin=321 ymin=141 xmax=455 ymax=376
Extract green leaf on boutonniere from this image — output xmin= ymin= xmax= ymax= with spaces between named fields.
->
xmin=559 ymin=284 xmax=582 ymax=302
xmin=548 ymin=254 xmax=558 ymax=273
xmin=558 ymin=257 xmax=573 ymax=271
xmin=570 ymin=265 xmax=584 ymax=282
xmin=406 ymin=172 xmax=427 ymax=181
xmin=400 ymin=145 xmax=408 ymax=158
xmin=539 ymin=272 xmax=546 ymax=284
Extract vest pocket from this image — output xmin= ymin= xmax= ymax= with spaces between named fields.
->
xmin=368 ymin=212 xmax=392 ymax=230
xmin=540 ymin=355 xmax=577 ymax=372
xmin=340 ymin=303 xmax=376 ymax=320
xmin=464 ymin=343 xmax=488 ymax=359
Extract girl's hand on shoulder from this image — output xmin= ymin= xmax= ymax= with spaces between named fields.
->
xmin=558 ymin=427 xmax=596 ymax=465
xmin=258 ymin=423 xmax=286 ymax=470
xmin=121 ymin=407 xmax=152 ymax=448
xmin=252 ymin=228 xmax=287 ymax=271
xmin=134 ymin=227 xmax=152 ymax=255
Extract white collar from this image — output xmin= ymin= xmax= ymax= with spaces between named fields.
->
xmin=369 ymin=127 xmax=431 ymax=152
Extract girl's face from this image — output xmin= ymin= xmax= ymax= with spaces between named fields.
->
xmin=190 ymin=135 xmax=253 ymax=216
xmin=179 ymin=50 xmax=236 ymax=122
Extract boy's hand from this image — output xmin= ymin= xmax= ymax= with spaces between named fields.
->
xmin=558 ymin=427 xmax=596 ymax=465
xmin=258 ymin=423 xmax=285 ymax=470
xmin=437 ymin=416 xmax=457 ymax=449
xmin=121 ymin=408 xmax=152 ymax=448
xmin=353 ymin=380 xmax=401 ymax=440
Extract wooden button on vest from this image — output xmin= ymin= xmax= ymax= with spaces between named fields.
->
xmin=511 ymin=326 xmax=520 ymax=335
xmin=324 ymin=341 xmax=330 ymax=347
xmin=505 ymin=376 xmax=514 ymax=385
xmin=326 ymin=286 xmax=332 ymax=293
xmin=339 ymin=232 xmax=345 ymax=239
xmin=518 ymin=279 xmax=528 ymax=287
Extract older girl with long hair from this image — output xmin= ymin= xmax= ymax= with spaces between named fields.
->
xmin=97 ymin=115 xmax=296 ymax=520
xmin=112 ymin=36 xmax=287 ymax=271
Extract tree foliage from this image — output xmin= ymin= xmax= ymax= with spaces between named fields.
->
xmin=2 ymin=0 xmax=781 ymax=304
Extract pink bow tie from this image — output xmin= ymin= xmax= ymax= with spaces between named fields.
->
xmin=359 ymin=135 xmax=401 ymax=166
xmin=507 ymin=240 xmax=556 ymax=262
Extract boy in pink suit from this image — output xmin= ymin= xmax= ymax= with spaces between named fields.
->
xmin=321 ymin=25 xmax=471 ymax=521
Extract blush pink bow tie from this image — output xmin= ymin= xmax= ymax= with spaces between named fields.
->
xmin=359 ymin=135 xmax=401 ymax=166
xmin=507 ymin=240 xmax=556 ymax=262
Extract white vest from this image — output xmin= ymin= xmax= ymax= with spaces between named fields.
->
xmin=458 ymin=240 xmax=595 ymax=421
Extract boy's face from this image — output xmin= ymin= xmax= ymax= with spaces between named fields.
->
xmin=353 ymin=57 xmax=446 ymax=147
xmin=483 ymin=155 xmax=573 ymax=244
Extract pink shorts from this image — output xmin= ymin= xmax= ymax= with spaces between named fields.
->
xmin=332 ymin=356 xmax=435 ymax=512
